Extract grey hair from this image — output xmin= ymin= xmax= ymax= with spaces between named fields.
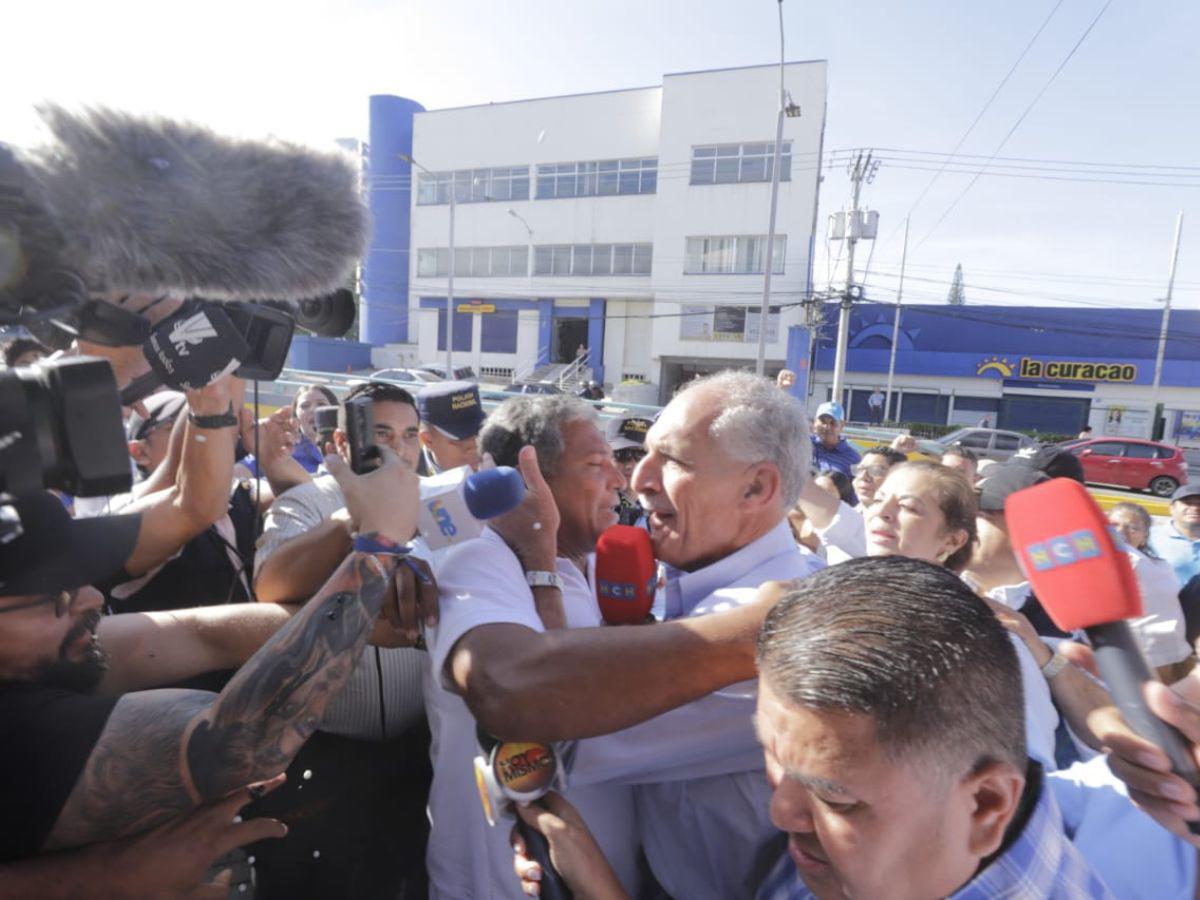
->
xmin=677 ymin=370 xmax=811 ymax=506
xmin=479 ymin=395 xmax=597 ymax=478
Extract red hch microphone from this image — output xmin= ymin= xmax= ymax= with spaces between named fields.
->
xmin=1007 ymin=478 xmax=1200 ymax=828
xmin=594 ymin=525 xmax=657 ymax=625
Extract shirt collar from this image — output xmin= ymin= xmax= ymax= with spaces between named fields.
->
xmin=1166 ymin=522 xmax=1200 ymax=543
xmin=661 ymin=519 xmax=797 ymax=615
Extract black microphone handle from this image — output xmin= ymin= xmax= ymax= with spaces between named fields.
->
xmin=119 ymin=371 xmax=162 ymax=406
xmin=1088 ymin=620 xmax=1200 ymax=835
xmin=517 ymin=818 xmax=573 ymax=900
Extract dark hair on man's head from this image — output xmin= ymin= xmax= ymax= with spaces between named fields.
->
xmin=343 ymin=381 xmax=418 ymax=418
xmin=942 ymin=443 xmax=979 ymax=464
xmin=479 ymin=396 xmax=596 ymax=478
xmin=816 ymin=470 xmax=856 ymax=506
xmin=862 ymin=445 xmax=907 ymax=467
xmin=3 ymin=337 xmax=49 ymax=368
xmin=291 ymin=383 xmax=338 ymax=413
xmin=1110 ymin=501 xmax=1154 ymax=554
xmin=887 ymin=460 xmax=977 ymax=572
xmin=757 ymin=556 xmax=1026 ymax=779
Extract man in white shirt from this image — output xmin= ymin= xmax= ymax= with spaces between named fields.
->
xmin=430 ymin=373 xmax=821 ymax=898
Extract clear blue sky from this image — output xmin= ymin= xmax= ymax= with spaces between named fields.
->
xmin=5 ymin=0 xmax=1198 ymax=308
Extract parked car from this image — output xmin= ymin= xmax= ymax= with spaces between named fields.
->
xmin=366 ymin=367 xmax=445 ymax=385
xmin=935 ymin=428 xmax=1038 ymax=461
xmin=1066 ymin=437 xmax=1187 ymax=497
xmin=500 ymin=382 xmax=563 ymax=395
xmin=418 ymin=363 xmax=477 ymax=382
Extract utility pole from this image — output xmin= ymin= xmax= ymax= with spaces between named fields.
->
xmin=755 ymin=0 xmax=801 ymax=376
xmin=884 ymin=215 xmax=909 ymax=424
xmin=830 ymin=150 xmax=875 ymax=407
xmin=1149 ymin=210 xmax=1185 ymax=439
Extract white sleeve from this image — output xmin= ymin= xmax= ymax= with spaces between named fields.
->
xmin=255 ymin=482 xmax=330 ymax=565
xmin=814 ymin=501 xmax=867 ymax=560
xmin=568 ymin=688 xmax=762 ymax=787
xmin=428 ymin=535 xmax=545 ymax=691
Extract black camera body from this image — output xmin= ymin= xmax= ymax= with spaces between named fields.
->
xmin=0 ymin=357 xmax=131 ymax=498
xmin=314 ymin=405 xmax=339 ymax=451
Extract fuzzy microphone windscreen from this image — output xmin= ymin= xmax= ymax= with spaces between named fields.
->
xmin=24 ymin=104 xmax=369 ymax=302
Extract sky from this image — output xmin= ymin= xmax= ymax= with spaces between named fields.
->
xmin=4 ymin=0 xmax=1199 ymax=311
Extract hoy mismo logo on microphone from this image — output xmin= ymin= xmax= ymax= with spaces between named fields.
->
xmin=168 ymin=312 xmax=218 ymax=357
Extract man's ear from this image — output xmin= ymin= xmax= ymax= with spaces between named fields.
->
xmin=418 ymin=429 xmax=435 ymax=449
xmin=128 ymin=440 xmax=148 ymax=466
xmin=962 ymin=760 xmax=1024 ymax=858
xmin=742 ymin=463 xmax=782 ymax=509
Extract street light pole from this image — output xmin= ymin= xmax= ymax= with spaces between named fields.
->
xmin=403 ymin=153 xmax=456 ymax=377
xmin=755 ymin=0 xmax=790 ymax=377
xmin=884 ymin=215 xmax=909 ymax=424
xmin=1149 ymin=210 xmax=1185 ymax=439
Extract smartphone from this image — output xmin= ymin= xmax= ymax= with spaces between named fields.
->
xmin=314 ymin=405 xmax=339 ymax=452
xmin=343 ymin=397 xmax=382 ymax=474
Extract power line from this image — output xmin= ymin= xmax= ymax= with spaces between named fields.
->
xmin=914 ymin=0 xmax=1117 ymax=251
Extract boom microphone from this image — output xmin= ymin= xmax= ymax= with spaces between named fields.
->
xmin=20 ymin=105 xmax=368 ymax=302
xmin=1006 ymin=477 xmax=1200 ymax=833
xmin=594 ymin=525 xmax=657 ymax=625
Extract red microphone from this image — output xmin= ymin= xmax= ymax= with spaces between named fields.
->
xmin=1006 ymin=477 xmax=1200 ymax=828
xmin=595 ymin=525 xmax=657 ymax=625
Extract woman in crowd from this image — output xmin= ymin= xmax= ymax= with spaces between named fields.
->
xmin=1109 ymin=500 xmax=1194 ymax=681
xmin=864 ymin=460 xmax=975 ymax=571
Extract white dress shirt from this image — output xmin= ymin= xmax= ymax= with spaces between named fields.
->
xmin=425 ymin=529 xmax=640 ymax=900
xmin=571 ymin=520 xmax=825 ymax=900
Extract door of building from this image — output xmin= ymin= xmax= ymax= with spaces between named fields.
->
xmin=999 ymin=394 xmax=1090 ymax=436
xmin=553 ymin=317 xmax=589 ymax=364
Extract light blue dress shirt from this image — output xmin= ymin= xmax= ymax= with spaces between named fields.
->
xmin=1149 ymin=522 xmax=1200 ymax=589
xmin=570 ymin=519 xmax=825 ymax=900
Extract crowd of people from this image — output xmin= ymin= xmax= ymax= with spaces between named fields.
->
xmin=8 ymin=329 xmax=1200 ymax=899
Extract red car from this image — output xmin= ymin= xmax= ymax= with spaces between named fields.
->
xmin=1065 ymin=437 xmax=1187 ymax=497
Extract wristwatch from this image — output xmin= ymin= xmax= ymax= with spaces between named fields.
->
xmin=188 ymin=402 xmax=239 ymax=429
xmin=1041 ymin=650 xmax=1069 ymax=679
xmin=525 ymin=570 xmax=564 ymax=590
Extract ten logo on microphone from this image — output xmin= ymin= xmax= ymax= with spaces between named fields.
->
xmin=167 ymin=312 xmax=218 ymax=357
xmin=1024 ymin=529 xmax=1102 ymax=572
xmin=427 ymin=499 xmax=457 ymax=538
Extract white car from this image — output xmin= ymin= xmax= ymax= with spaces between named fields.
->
xmin=352 ymin=368 xmax=445 ymax=387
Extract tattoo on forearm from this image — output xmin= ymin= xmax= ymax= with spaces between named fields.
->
xmin=46 ymin=552 xmax=394 ymax=849
xmin=186 ymin=553 xmax=393 ymax=799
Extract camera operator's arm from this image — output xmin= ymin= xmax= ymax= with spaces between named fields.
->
xmin=45 ymin=451 xmax=419 ymax=850
xmin=119 ymin=377 xmax=241 ymax=577
xmin=0 ymin=777 xmax=286 ymax=900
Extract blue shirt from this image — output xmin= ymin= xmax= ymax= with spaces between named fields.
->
xmin=756 ymin=772 xmax=1113 ymax=900
xmin=810 ymin=436 xmax=861 ymax=478
xmin=241 ymin=434 xmax=324 ymax=478
xmin=570 ymin=520 xmax=826 ymax=900
xmin=1149 ymin=522 xmax=1200 ymax=589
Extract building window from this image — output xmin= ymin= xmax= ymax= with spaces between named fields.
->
xmin=417 ymin=246 xmax=528 ymax=277
xmin=690 ymin=142 xmax=792 ymax=185
xmin=534 ymin=158 xmax=657 ymax=199
xmin=684 ymin=236 xmax=785 ymax=274
xmin=532 ymin=243 xmax=652 ymax=276
xmin=480 ymin=309 xmax=519 ymax=353
xmin=416 ymin=166 xmax=531 ymax=205
xmin=679 ymin=304 xmax=782 ymax=343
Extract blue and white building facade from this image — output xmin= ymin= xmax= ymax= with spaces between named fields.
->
xmin=360 ymin=62 xmax=828 ymax=401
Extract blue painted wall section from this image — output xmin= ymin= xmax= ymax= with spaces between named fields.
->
xmin=363 ymin=94 xmax=425 ymax=346
xmin=537 ymin=299 xmax=554 ymax=366
xmin=812 ymin=303 xmax=1200 ymax=387
xmin=785 ymin=325 xmax=811 ymax=401
xmin=588 ymin=298 xmax=606 ymax=384
xmin=287 ymin=334 xmax=374 ymax=372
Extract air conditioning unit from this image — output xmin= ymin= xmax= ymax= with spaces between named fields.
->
xmin=828 ymin=210 xmax=879 ymax=241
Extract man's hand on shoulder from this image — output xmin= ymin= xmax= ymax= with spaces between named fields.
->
xmin=488 ymin=446 xmax=560 ymax=571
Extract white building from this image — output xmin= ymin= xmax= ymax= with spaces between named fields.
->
xmin=364 ymin=62 xmax=828 ymax=401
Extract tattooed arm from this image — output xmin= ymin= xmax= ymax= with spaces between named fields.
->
xmin=44 ymin=449 xmax=418 ymax=850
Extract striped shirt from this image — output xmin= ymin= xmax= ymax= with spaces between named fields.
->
xmin=257 ymin=474 xmax=427 ymax=739
xmin=756 ymin=772 xmax=1113 ymax=900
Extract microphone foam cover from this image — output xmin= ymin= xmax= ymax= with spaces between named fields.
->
xmin=463 ymin=466 xmax=526 ymax=520
xmin=595 ymin=524 xmax=657 ymax=625
xmin=1005 ymin=477 xmax=1143 ymax=631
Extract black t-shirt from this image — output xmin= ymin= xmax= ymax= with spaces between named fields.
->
xmin=0 ymin=682 xmax=118 ymax=860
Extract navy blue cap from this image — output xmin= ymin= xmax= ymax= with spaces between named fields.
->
xmin=1172 ymin=484 xmax=1200 ymax=502
xmin=416 ymin=380 xmax=486 ymax=440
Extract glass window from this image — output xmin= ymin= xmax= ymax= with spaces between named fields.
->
xmin=1156 ymin=446 xmax=1177 ymax=460
xmin=533 ymin=246 xmax=553 ymax=274
xmin=1087 ymin=442 xmax=1124 ymax=456
xmin=957 ymin=431 xmax=991 ymax=449
xmin=481 ymin=309 xmax=519 ymax=353
xmin=551 ymin=246 xmax=571 ymax=275
xmin=684 ymin=235 xmax=785 ymax=274
xmin=591 ymin=245 xmax=612 ymax=275
xmin=572 ymin=245 xmax=593 ymax=276
xmin=598 ymin=160 xmax=619 ymax=195
xmin=691 ymin=142 xmax=795 ymax=185
xmin=993 ymin=434 xmax=1020 ymax=451
xmin=417 ymin=249 xmax=439 ymax=277
xmin=1124 ymin=443 xmax=1157 ymax=459
xmin=632 ymin=244 xmax=653 ymax=275
xmin=612 ymin=245 xmax=633 ymax=275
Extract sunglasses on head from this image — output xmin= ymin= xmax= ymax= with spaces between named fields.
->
xmin=614 ymin=447 xmax=646 ymax=464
